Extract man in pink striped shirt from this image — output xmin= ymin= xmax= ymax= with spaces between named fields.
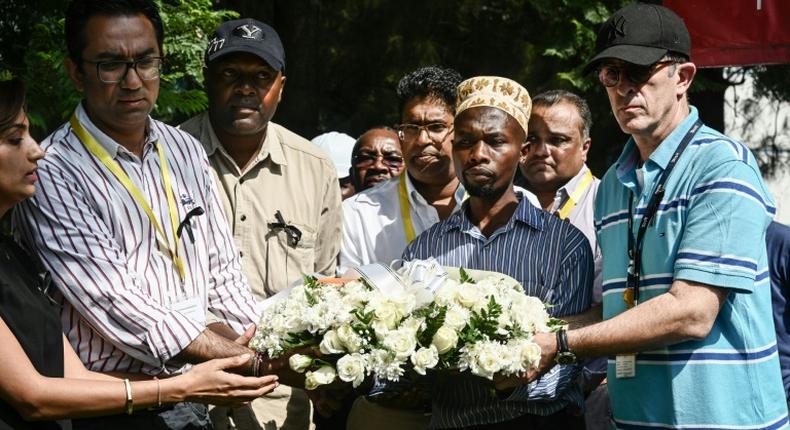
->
xmin=13 ymin=0 xmax=277 ymax=428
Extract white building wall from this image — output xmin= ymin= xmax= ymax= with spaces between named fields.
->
xmin=724 ymin=70 xmax=790 ymax=224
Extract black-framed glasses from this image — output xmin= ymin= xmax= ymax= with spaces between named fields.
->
xmin=352 ymin=152 xmax=404 ymax=169
xmin=397 ymin=122 xmax=453 ymax=143
xmin=597 ymin=60 xmax=676 ymax=88
xmin=83 ymin=57 xmax=164 ymax=84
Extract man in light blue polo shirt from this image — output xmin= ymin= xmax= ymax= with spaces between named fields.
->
xmin=528 ymin=4 xmax=788 ymax=430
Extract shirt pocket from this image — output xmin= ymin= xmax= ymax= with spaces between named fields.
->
xmin=274 ymin=221 xmax=317 ymax=274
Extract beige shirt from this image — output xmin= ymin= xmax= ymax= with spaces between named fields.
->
xmin=181 ymin=112 xmax=341 ymax=301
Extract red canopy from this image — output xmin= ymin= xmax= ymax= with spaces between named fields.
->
xmin=664 ymin=0 xmax=790 ymax=67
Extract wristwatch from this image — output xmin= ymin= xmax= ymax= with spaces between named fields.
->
xmin=555 ymin=329 xmax=577 ymax=365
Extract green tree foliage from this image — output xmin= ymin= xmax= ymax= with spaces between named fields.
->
xmin=0 ymin=0 xmax=237 ymax=136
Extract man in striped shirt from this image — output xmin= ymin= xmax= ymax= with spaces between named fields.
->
xmin=528 ymin=4 xmax=788 ymax=430
xmin=13 ymin=0 xmax=274 ymax=427
xmin=403 ymin=76 xmax=593 ymax=429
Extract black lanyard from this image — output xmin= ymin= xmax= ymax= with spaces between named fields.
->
xmin=626 ymin=119 xmax=702 ymax=305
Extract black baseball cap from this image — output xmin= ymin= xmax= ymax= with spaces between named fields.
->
xmin=204 ymin=18 xmax=285 ymax=71
xmin=583 ymin=3 xmax=691 ymax=74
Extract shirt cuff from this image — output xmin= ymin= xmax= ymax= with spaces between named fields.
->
xmin=674 ymin=266 xmax=756 ymax=293
xmin=146 ymin=310 xmax=205 ymax=364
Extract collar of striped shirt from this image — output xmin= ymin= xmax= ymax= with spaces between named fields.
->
xmin=439 ymin=191 xmax=545 ymax=236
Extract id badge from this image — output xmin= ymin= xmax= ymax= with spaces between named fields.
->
xmin=615 ymin=354 xmax=636 ymax=379
xmin=171 ymin=295 xmax=206 ymax=324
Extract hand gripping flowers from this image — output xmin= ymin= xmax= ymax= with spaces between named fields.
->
xmin=248 ymin=264 xmax=562 ymax=389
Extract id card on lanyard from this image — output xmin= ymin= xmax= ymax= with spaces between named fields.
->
xmin=69 ymin=113 xmax=186 ymax=281
xmin=617 ymin=119 xmax=703 ymax=379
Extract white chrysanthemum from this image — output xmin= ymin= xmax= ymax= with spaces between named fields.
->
xmin=512 ymin=296 xmax=551 ymax=333
xmin=459 ymin=341 xmax=506 ymax=380
xmin=367 ymin=348 xmax=406 ymax=381
xmin=444 ymin=305 xmax=470 ymax=331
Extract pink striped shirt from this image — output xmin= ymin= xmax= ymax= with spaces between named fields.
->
xmin=14 ymin=104 xmax=259 ymax=375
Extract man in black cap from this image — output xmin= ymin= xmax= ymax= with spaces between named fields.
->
xmin=181 ymin=18 xmax=342 ymax=430
xmin=527 ymin=3 xmax=787 ymax=430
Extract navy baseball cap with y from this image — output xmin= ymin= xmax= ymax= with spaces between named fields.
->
xmin=583 ymin=3 xmax=690 ymax=74
xmin=204 ymin=18 xmax=285 ymax=71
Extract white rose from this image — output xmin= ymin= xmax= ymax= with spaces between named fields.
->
xmin=288 ymin=353 xmax=313 ymax=373
xmin=336 ymin=353 xmax=367 ymax=387
xmin=374 ymin=301 xmax=402 ymax=329
xmin=410 ymin=345 xmax=439 ymax=375
xmin=520 ymin=340 xmax=542 ymax=369
xmin=371 ymin=320 xmax=390 ymax=341
xmin=434 ymin=280 xmax=459 ymax=306
xmin=304 ymin=365 xmax=337 ymax=390
xmin=337 ymin=324 xmax=364 ymax=353
xmin=384 ymin=329 xmax=418 ymax=359
xmin=444 ymin=305 xmax=470 ymax=331
xmin=319 ymin=330 xmax=346 ymax=355
xmin=474 ymin=343 xmax=504 ymax=379
xmin=431 ymin=326 xmax=458 ymax=354
xmin=399 ymin=317 xmax=424 ymax=336
xmin=456 ymin=283 xmax=485 ymax=310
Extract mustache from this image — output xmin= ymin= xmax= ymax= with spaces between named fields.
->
xmin=230 ymin=98 xmax=261 ymax=110
xmin=463 ymin=165 xmax=495 ymax=177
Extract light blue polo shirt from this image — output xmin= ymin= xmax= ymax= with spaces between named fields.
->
xmin=595 ymin=107 xmax=788 ymax=430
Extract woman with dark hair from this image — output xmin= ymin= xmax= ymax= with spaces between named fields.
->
xmin=0 ymin=79 xmax=278 ymax=429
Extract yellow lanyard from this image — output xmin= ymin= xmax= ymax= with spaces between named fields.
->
xmin=398 ymin=174 xmax=417 ymax=244
xmin=70 ymin=113 xmax=185 ymax=280
xmin=556 ymin=169 xmax=594 ymax=220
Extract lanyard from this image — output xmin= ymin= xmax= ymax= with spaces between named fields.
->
xmin=624 ymin=119 xmax=702 ymax=307
xmin=556 ymin=169 xmax=594 ymax=220
xmin=69 ymin=113 xmax=186 ymax=280
xmin=399 ymin=174 xmax=417 ymax=243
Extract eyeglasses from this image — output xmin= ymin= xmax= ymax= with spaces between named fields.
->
xmin=397 ymin=122 xmax=453 ymax=143
xmin=84 ymin=57 xmax=164 ymax=84
xmin=597 ymin=60 xmax=676 ymax=88
xmin=352 ymin=152 xmax=404 ymax=169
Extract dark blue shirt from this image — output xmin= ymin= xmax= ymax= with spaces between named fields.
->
xmin=403 ymin=194 xmax=593 ymax=428
xmin=768 ymin=221 xmax=790 ymax=400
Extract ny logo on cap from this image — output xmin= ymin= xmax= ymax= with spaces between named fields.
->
xmin=233 ymin=24 xmax=264 ymax=40
xmin=607 ymin=15 xmax=626 ymax=43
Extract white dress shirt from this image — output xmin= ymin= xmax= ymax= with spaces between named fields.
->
xmin=543 ymin=164 xmax=602 ymax=302
xmin=14 ymin=104 xmax=259 ymax=375
xmin=339 ymin=174 xmax=539 ymax=274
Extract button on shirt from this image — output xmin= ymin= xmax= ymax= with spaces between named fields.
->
xmin=13 ymin=104 xmax=259 ymax=375
xmin=403 ymin=193 xmax=593 ymax=428
xmin=340 ymin=175 xmax=539 ymax=274
xmin=595 ymin=107 xmax=788 ymax=429
xmin=180 ymin=112 xmax=342 ymax=300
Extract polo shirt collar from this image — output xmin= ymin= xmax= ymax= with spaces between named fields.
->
xmin=646 ymin=106 xmax=700 ymax=170
xmin=198 ymin=111 xmax=288 ymax=168
xmin=615 ymin=106 xmax=699 ymax=191
xmin=75 ymin=102 xmax=159 ymax=159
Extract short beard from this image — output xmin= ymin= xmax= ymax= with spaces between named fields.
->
xmin=463 ymin=180 xmax=507 ymax=200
